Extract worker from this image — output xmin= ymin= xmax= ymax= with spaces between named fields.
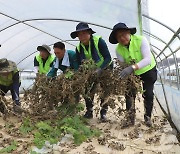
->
xmin=47 ymin=41 xmax=79 ymax=77
xmin=109 ymin=22 xmax=157 ymax=127
xmin=47 ymin=41 xmax=79 ymax=107
xmin=0 ymin=58 xmax=22 ymax=113
xmin=70 ymin=22 xmax=113 ymax=122
xmin=34 ymin=44 xmax=55 ymax=75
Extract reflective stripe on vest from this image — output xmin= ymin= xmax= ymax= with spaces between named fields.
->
xmin=0 ymin=69 xmax=18 ymax=86
xmin=116 ymin=35 xmax=156 ymax=75
xmin=76 ymin=36 xmax=104 ymax=68
xmin=36 ymin=54 xmax=55 ymax=74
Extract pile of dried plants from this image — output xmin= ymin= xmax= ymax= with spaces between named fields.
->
xmin=23 ymin=59 xmax=141 ymax=117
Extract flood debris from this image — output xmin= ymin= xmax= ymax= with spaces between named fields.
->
xmin=1 ymin=59 xmax=178 ymax=153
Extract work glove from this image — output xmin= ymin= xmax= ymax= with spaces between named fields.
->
xmin=94 ymin=68 xmax=102 ymax=77
xmin=119 ymin=66 xmax=134 ymax=79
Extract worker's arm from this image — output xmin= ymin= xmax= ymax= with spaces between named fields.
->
xmin=98 ymin=38 xmax=112 ymax=69
xmin=69 ymin=51 xmax=79 ymax=71
xmin=47 ymin=65 xmax=58 ymax=78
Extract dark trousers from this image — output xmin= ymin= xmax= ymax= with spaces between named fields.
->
xmin=125 ymin=66 xmax=157 ymax=118
xmin=85 ymin=63 xmax=113 ymax=115
xmin=0 ymin=83 xmax=21 ymax=104
xmin=85 ymin=79 xmax=108 ymax=115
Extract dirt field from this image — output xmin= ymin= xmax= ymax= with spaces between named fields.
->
xmin=0 ymin=94 xmax=180 ymax=154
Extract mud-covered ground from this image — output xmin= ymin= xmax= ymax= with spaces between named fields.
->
xmin=0 ymin=95 xmax=180 ymax=154
xmin=0 ymin=60 xmax=179 ymax=153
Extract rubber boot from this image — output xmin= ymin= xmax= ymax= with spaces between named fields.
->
xmin=121 ymin=97 xmax=135 ymax=129
xmin=144 ymin=100 xmax=153 ymax=127
xmin=0 ymin=101 xmax=6 ymax=114
xmin=100 ymin=107 xmax=107 ymax=122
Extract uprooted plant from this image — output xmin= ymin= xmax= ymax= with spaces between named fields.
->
xmin=0 ymin=59 xmax=142 ymax=153
xmin=23 ymin=59 xmax=141 ymax=117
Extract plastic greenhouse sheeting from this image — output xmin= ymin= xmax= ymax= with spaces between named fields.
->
xmin=0 ymin=0 xmax=141 ymax=70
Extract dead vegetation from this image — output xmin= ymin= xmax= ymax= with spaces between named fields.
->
xmin=22 ymin=59 xmax=141 ymax=118
xmin=1 ymin=59 xmax=177 ymax=153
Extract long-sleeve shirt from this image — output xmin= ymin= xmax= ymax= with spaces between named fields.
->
xmin=76 ymin=37 xmax=112 ymax=69
xmin=47 ymin=50 xmax=79 ymax=77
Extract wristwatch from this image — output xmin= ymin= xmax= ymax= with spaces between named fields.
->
xmin=132 ymin=65 xmax=136 ymax=70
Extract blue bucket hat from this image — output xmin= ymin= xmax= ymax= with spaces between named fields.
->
xmin=70 ymin=22 xmax=96 ymax=39
xmin=109 ymin=23 xmax=136 ymax=44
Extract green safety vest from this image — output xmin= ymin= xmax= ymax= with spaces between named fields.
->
xmin=0 ymin=69 xmax=18 ymax=86
xmin=76 ymin=36 xmax=104 ymax=68
xmin=36 ymin=54 xmax=55 ymax=74
xmin=116 ymin=35 xmax=156 ymax=75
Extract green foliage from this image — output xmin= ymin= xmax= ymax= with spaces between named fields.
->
xmin=36 ymin=121 xmax=52 ymax=132
xmin=20 ymin=117 xmax=34 ymax=134
xmin=60 ymin=115 xmax=101 ymax=145
xmin=76 ymin=103 xmax=85 ymax=112
xmin=81 ymin=59 xmax=97 ymax=70
xmin=30 ymin=103 xmax=100 ymax=149
xmin=30 ymin=150 xmax=38 ymax=154
xmin=64 ymin=70 xmax=74 ymax=79
xmin=0 ymin=141 xmax=17 ymax=153
xmin=33 ymin=121 xmax=61 ymax=149
xmin=57 ymin=103 xmax=85 ymax=118
xmin=33 ymin=132 xmax=46 ymax=149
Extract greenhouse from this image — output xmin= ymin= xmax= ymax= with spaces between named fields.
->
xmin=0 ymin=0 xmax=180 ymax=153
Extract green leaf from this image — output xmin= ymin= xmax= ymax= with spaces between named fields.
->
xmin=20 ymin=118 xmax=34 ymax=134
xmin=30 ymin=150 xmax=38 ymax=154
xmin=36 ymin=121 xmax=52 ymax=132
xmin=76 ymin=103 xmax=85 ymax=112
xmin=64 ymin=71 xmax=74 ymax=79
xmin=73 ymin=132 xmax=87 ymax=145
xmin=0 ymin=141 xmax=17 ymax=153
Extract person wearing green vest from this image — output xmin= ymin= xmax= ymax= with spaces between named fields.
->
xmin=0 ymin=58 xmax=22 ymax=114
xmin=47 ymin=41 xmax=79 ymax=77
xmin=109 ymin=23 xmax=157 ymax=127
xmin=70 ymin=22 xmax=113 ymax=122
xmin=34 ymin=44 xmax=55 ymax=75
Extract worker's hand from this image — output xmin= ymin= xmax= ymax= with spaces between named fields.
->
xmin=94 ymin=68 xmax=102 ymax=76
xmin=119 ymin=66 xmax=134 ymax=79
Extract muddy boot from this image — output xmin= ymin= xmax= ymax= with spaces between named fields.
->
xmin=144 ymin=115 xmax=152 ymax=127
xmin=84 ymin=109 xmax=93 ymax=119
xmin=84 ymin=98 xmax=93 ymax=119
xmin=0 ymin=101 xmax=7 ymax=115
xmin=121 ymin=109 xmax=135 ymax=129
xmin=100 ymin=108 xmax=107 ymax=122
xmin=13 ymin=104 xmax=23 ymax=114
xmin=0 ymin=102 xmax=5 ymax=114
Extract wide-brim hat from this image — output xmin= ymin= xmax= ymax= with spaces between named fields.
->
xmin=37 ymin=44 xmax=51 ymax=53
xmin=109 ymin=22 xmax=136 ymax=44
xmin=70 ymin=22 xmax=96 ymax=39
xmin=0 ymin=58 xmax=17 ymax=73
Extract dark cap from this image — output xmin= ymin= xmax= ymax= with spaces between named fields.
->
xmin=70 ymin=22 xmax=96 ymax=39
xmin=109 ymin=22 xmax=136 ymax=44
